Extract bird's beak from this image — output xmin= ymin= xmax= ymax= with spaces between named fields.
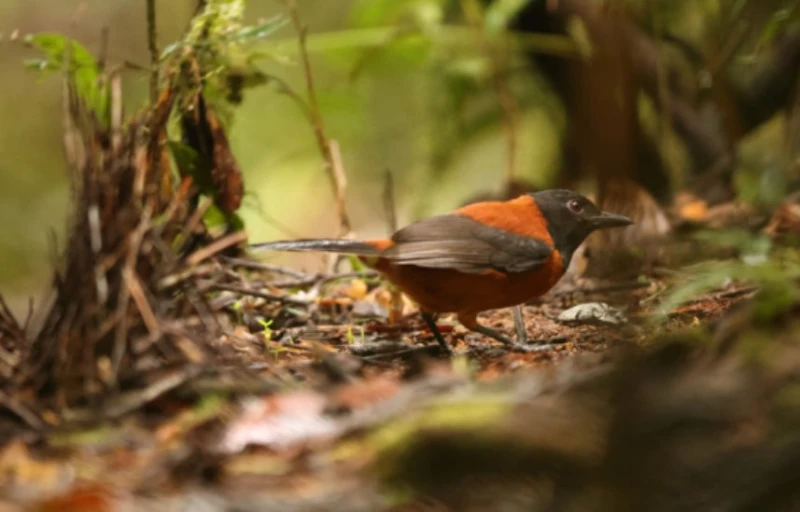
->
xmin=591 ymin=211 xmax=633 ymax=228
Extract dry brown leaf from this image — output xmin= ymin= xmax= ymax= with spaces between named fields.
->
xmin=30 ymin=485 xmax=115 ymax=512
xmin=218 ymin=391 xmax=340 ymax=453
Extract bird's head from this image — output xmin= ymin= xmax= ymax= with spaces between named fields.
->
xmin=531 ymin=189 xmax=633 ymax=264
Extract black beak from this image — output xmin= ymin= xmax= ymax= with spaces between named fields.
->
xmin=591 ymin=211 xmax=633 ymax=228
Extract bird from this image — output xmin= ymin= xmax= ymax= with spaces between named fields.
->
xmin=250 ymin=189 xmax=632 ymax=353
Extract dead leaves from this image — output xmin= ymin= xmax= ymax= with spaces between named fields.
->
xmin=180 ymin=90 xmax=244 ymax=216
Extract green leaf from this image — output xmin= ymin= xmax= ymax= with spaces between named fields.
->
xmin=657 ymin=258 xmax=800 ymax=321
xmin=167 ymin=140 xmax=200 ymax=176
xmin=161 ymin=15 xmax=289 ymax=60
xmin=484 ymin=0 xmax=529 ymax=34
xmin=23 ymin=33 xmax=108 ymax=125
xmin=225 ymin=15 xmax=289 ymax=43
xmin=691 ymin=229 xmax=773 ymax=261
xmin=24 ymin=32 xmax=98 ymax=70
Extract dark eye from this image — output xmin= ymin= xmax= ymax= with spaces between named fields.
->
xmin=567 ymin=199 xmax=584 ymax=214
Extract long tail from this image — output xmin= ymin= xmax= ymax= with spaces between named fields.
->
xmin=249 ymin=238 xmax=382 ymax=257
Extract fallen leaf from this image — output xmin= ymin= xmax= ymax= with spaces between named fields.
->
xmin=218 ymin=391 xmax=341 ymax=453
xmin=558 ymin=302 xmax=626 ymax=325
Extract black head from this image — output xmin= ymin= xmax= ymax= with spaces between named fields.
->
xmin=531 ymin=189 xmax=633 ymax=266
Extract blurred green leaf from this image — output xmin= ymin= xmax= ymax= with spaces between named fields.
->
xmin=167 ymin=140 xmax=200 ymax=177
xmin=349 ymin=0 xmax=446 ymax=29
xmin=161 ymin=14 xmax=289 ymax=60
xmin=203 ymin=201 xmax=246 ymax=234
xmin=658 ymin=258 xmax=800 ymax=321
xmin=226 ymin=15 xmax=289 ymax=43
xmin=24 ymin=32 xmax=98 ymax=70
xmin=23 ymin=33 xmax=108 ymax=125
xmin=691 ymin=229 xmax=773 ymax=260
xmin=484 ymin=0 xmax=529 ymax=34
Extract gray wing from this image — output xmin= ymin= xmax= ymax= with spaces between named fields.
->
xmin=382 ymin=214 xmax=553 ymax=274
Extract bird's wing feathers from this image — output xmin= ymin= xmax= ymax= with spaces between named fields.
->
xmin=383 ymin=214 xmax=553 ymax=274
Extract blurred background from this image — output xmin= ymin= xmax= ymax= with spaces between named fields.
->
xmin=1 ymin=0 xmax=798 ymax=310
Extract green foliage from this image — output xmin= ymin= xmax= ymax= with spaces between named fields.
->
xmin=349 ymin=0 xmax=447 ymax=29
xmin=164 ymin=0 xmax=290 ymax=127
xmin=755 ymin=2 xmax=800 ymax=49
xmin=203 ymin=201 xmax=245 ymax=235
xmin=257 ymin=317 xmax=274 ymax=340
xmin=161 ymin=14 xmax=289 ymax=59
xmin=658 ymin=240 xmax=800 ymax=323
xmin=23 ymin=33 xmax=109 ymax=126
xmin=691 ymin=229 xmax=773 ymax=263
xmin=484 ymin=0 xmax=530 ymax=34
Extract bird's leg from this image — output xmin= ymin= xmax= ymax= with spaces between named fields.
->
xmin=421 ymin=312 xmax=453 ymax=355
xmin=512 ymin=306 xmax=529 ymax=343
xmin=472 ymin=323 xmax=517 ymax=346
xmin=458 ymin=312 xmax=515 ymax=346
xmin=458 ymin=312 xmax=548 ymax=353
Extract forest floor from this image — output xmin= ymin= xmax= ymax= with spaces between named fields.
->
xmin=0 ymin=248 xmax=760 ymax=512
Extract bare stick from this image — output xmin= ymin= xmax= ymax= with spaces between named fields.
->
xmin=186 ymin=231 xmax=248 ymax=266
xmin=222 ymin=256 xmax=310 ymax=280
xmin=123 ymin=269 xmax=160 ymax=336
xmin=146 ymin=0 xmax=158 ymax=105
xmin=288 ymin=1 xmax=352 ymax=236
xmin=112 ymin=210 xmax=152 ymax=378
xmin=212 ymin=284 xmax=312 ymax=306
xmin=493 ymin=67 xmax=520 ymax=187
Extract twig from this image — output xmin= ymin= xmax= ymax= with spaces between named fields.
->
xmin=272 ymin=270 xmax=379 ymax=289
xmin=112 ymin=209 xmax=152 ymax=379
xmin=186 ymin=231 xmax=248 ymax=266
xmin=176 ymin=196 xmax=213 ymax=254
xmin=98 ymin=26 xmax=110 ymax=70
xmin=494 ymin=64 xmax=520 ymax=186
xmin=287 ymin=0 xmax=352 ymax=236
xmin=222 ymin=256 xmax=310 ymax=280
xmin=212 ymin=284 xmax=312 ymax=306
xmin=157 ymin=262 xmax=218 ymax=290
xmin=146 ymin=0 xmax=158 ymax=105
xmin=329 ymin=139 xmax=351 ymax=235
xmin=361 ymin=344 xmax=442 ymax=360
xmin=382 ymin=169 xmax=398 ymax=233
xmin=0 ymin=392 xmax=44 ymax=431
xmin=0 ymin=296 xmax=24 ymax=341
xmin=63 ymin=366 xmax=204 ymax=422
xmin=123 ymin=269 xmax=160 ymax=336
xmin=110 ymin=74 xmax=123 ymax=153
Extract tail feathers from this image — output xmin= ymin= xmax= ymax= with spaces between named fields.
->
xmin=250 ymin=238 xmax=381 ymax=257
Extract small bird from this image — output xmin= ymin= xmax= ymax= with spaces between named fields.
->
xmin=251 ymin=189 xmax=632 ymax=352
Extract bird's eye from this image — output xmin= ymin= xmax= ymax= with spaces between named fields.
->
xmin=567 ymin=199 xmax=584 ymax=214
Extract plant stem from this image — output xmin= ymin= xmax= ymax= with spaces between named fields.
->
xmin=146 ymin=0 xmax=158 ymax=105
xmin=288 ymin=0 xmax=352 ymax=237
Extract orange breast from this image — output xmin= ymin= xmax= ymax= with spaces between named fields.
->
xmin=372 ymin=252 xmax=565 ymax=315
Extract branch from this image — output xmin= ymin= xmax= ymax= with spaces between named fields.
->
xmin=146 ymin=0 xmax=158 ymax=105
xmin=287 ymin=0 xmax=352 ymax=236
